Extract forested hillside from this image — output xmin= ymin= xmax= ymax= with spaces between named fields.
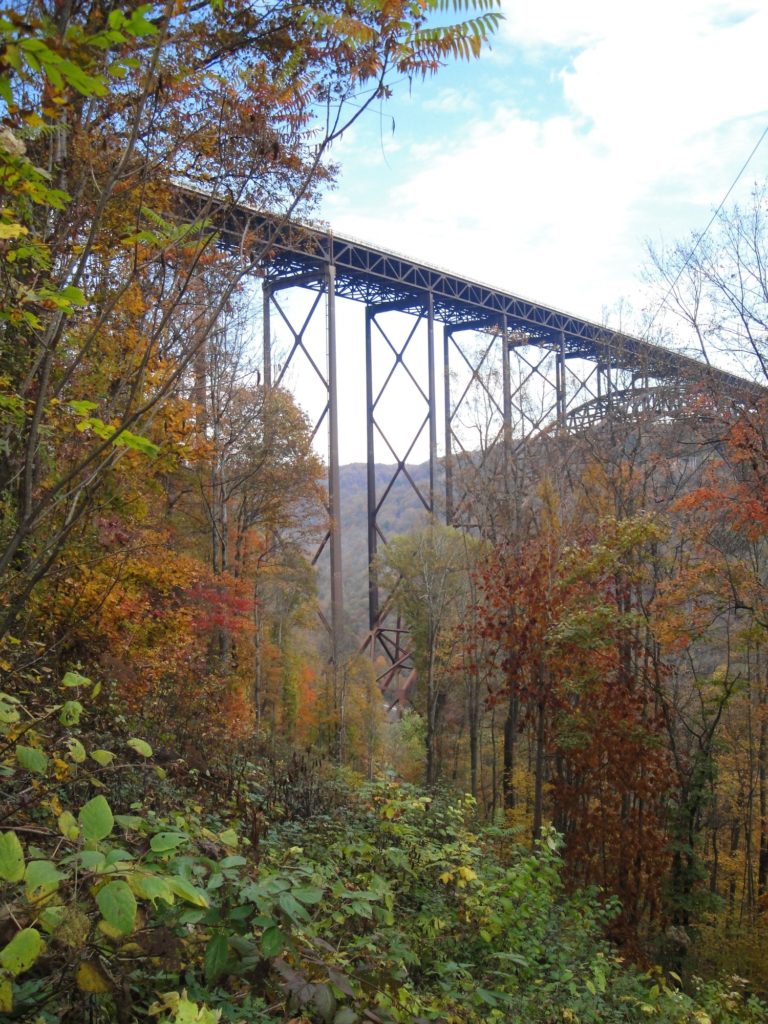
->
xmin=1 ymin=0 xmax=768 ymax=1022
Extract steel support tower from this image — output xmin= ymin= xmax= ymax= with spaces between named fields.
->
xmin=179 ymin=189 xmax=761 ymax=683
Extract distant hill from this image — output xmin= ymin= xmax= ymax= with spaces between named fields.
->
xmin=316 ymin=461 xmax=438 ymax=637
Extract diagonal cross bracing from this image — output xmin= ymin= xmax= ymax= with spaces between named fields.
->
xmin=177 ymin=187 xmax=764 ymax=686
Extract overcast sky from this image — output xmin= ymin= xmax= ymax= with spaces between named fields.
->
xmin=320 ymin=0 xmax=768 ymax=326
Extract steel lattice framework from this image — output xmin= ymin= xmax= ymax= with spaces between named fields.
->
xmin=178 ymin=189 xmax=762 ymax=681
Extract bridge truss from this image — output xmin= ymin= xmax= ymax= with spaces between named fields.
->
xmin=179 ymin=190 xmax=760 ymax=686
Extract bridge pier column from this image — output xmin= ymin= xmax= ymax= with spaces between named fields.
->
xmin=427 ymin=292 xmax=437 ymax=516
xmin=556 ymin=329 xmax=566 ymax=428
xmin=443 ymin=325 xmax=454 ymax=524
xmin=326 ymin=263 xmax=344 ymax=669
xmin=262 ymin=282 xmax=272 ymax=387
xmin=501 ymin=314 xmax=512 ymax=520
xmin=365 ymin=306 xmax=378 ymax=632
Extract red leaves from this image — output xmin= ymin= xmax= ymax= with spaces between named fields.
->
xmin=189 ymin=576 xmax=253 ymax=638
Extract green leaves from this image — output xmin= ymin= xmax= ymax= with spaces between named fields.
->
xmin=60 ymin=701 xmax=84 ymax=727
xmin=24 ymin=859 xmax=63 ymax=900
xmin=127 ymin=737 xmax=152 ymax=757
xmin=0 ymin=692 xmax=20 ymax=725
xmin=204 ymin=932 xmax=230 ymax=984
xmin=278 ymin=891 xmax=310 ymax=923
xmin=129 ymin=872 xmax=174 ymax=906
xmin=79 ymin=795 xmax=114 ymax=841
xmin=16 ymin=745 xmax=47 ymax=773
xmin=58 ymin=811 xmax=80 ymax=841
xmin=166 ymin=875 xmax=208 ymax=908
xmin=150 ymin=831 xmax=188 ymax=853
xmin=70 ymin=407 xmax=160 ymax=459
xmin=0 ymin=928 xmax=42 ymax=976
xmin=292 ymin=885 xmax=324 ymax=905
xmin=96 ymin=880 xmax=137 ymax=934
xmin=90 ymin=749 xmax=115 ymax=767
xmin=62 ymin=670 xmax=91 ymax=687
xmin=0 ymin=832 xmax=24 ymax=882
xmin=260 ymin=925 xmax=286 ymax=958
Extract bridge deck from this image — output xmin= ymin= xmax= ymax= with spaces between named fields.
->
xmin=179 ymin=187 xmax=760 ymax=398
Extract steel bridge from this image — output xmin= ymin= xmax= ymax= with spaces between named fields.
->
xmin=178 ymin=189 xmax=761 ymax=679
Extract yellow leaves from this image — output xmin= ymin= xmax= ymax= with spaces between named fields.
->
xmin=0 ymin=222 xmax=28 ymax=239
xmin=76 ymin=959 xmax=112 ymax=993
xmin=439 ymin=865 xmax=477 ymax=887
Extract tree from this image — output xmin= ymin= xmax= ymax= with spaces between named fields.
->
xmin=0 ymin=0 xmax=501 ymax=645
xmin=646 ymin=181 xmax=768 ymax=380
xmin=380 ymin=523 xmax=479 ymax=786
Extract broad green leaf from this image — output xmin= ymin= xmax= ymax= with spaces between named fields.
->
xmin=96 ymin=880 xmax=137 ymax=935
xmin=166 ymin=875 xmax=208 ymax=907
xmin=16 ymin=745 xmax=47 ymax=773
xmin=25 ymin=860 xmax=63 ymax=899
xmin=150 ymin=831 xmax=187 ymax=853
xmin=68 ymin=400 xmax=98 ymax=415
xmin=0 ymin=928 xmax=42 ymax=976
xmin=278 ymin=891 xmax=309 ymax=923
xmin=127 ymin=737 xmax=152 ymax=758
xmin=125 ymin=5 xmax=159 ymax=36
xmin=79 ymin=795 xmax=114 ymax=841
xmin=0 ymin=831 xmax=24 ymax=882
xmin=0 ymin=692 xmax=20 ymax=724
xmin=104 ymin=848 xmax=134 ymax=867
xmin=260 ymin=925 xmax=285 ymax=958
xmin=57 ymin=811 xmax=79 ymax=841
xmin=79 ymin=850 xmax=106 ymax=870
xmin=334 ymin=1009 xmax=358 ymax=1024
xmin=90 ymin=749 xmax=115 ymax=767
xmin=218 ymin=828 xmax=238 ymax=847
xmin=292 ymin=885 xmax=324 ymax=905
xmin=115 ymin=814 xmax=144 ymax=830
xmin=220 ymin=855 xmax=247 ymax=868
xmin=60 ymin=285 xmax=86 ymax=305
xmin=65 ymin=736 xmax=86 ymax=763
xmin=114 ymin=429 xmax=160 ymax=457
xmin=129 ymin=872 xmax=174 ymax=905
xmin=204 ymin=932 xmax=229 ymax=984
xmin=62 ymin=670 xmax=91 ymax=687
xmin=60 ymin=701 xmax=84 ymax=726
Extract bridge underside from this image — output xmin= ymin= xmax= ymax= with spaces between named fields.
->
xmin=178 ymin=189 xmax=761 ymax=685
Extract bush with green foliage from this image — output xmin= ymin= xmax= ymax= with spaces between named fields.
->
xmin=2 ymin=675 xmax=767 ymax=1024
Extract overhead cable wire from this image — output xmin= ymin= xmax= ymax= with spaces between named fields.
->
xmin=644 ymin=121 xmax=768 ymax=343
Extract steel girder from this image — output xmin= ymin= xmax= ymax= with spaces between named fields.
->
xmin=178 ymin=187 xmax=763 ymax=688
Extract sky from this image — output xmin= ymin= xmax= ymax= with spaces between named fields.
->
xmin=321 ymin=0 xmax=768 ymax=324
xmin=272 ymin=0 xmax=768 ymax=465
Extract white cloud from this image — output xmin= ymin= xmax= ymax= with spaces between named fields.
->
xmin=323 ymin=0 xmax=768 ymax=325
xmin=422 ymin=87 xmax=479 ymax=114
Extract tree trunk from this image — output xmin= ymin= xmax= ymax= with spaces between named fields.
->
xmin=503 ymin=692 xmax=519 ymax=810
xmin=532 ymin=693 xmax=546 ymax=841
